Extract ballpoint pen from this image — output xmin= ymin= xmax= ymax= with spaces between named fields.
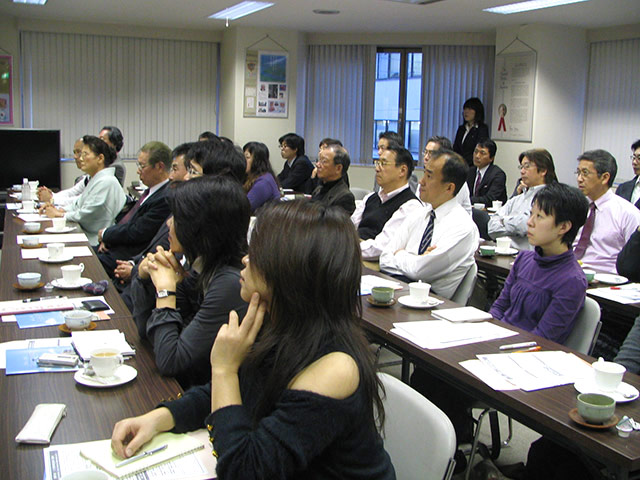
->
xmin=115 ymin=444 xmax=168 ymax=468
xmin=513 ymin=346 xmax=542 ymax=353
xmin=22 ymin=295 xmax=63 ymax=303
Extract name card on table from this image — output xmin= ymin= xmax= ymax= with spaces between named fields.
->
xmin=21 ymin=246 xmax=93 ymax=259
xmin=17 ymin=233 xmax=88 ymax=244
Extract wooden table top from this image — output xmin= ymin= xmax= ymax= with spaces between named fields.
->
xmin=360 ymin=268 xmax=640 ymax=476
xmin=0 ymin=209 xmax=182 ymax=480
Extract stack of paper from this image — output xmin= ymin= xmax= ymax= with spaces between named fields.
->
xmin=71 ymin=329 xmax=135 ymax=361
xmin=392 ymin=320 xmax=517 ymax=349
xmin=360 ymin=275 xmax=403 ymax=296
xmin=431 ymin=307 xmax=493 ymax=323
xmin=587 ymin=283 xmax=640 ymax=304
xmin=0 ymin=298 xmax=73 ymax=318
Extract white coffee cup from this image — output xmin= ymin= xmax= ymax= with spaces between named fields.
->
xmin=409 ymin=281 xmax=431 ymax=303
xmin=496 ymin=237 xmax=511 ymax=252
xmin=592 ymin=359 xmax=626 ymax=392
xmin=17 ymin=272 xmax=41 ymax=288
xmin=28 ymin=180 xmax=39 ymax=190
xmin=492 ymin=200 xmax=503 ymax=209
xmin=47 ymin=242 xmax=65 ymax=260
xmin=90 ymin=348 xmax=124 ymax=378
xmin=24 ymin=222 xmax=40 ymax=233
xmin=52 ymin=217 xmax=66 ymax=231
xmin=473 ymin=203 xmax=485 ymax=210
xmin=23 ymin=236 xmax=40 ymax=247
xmin=22 ymin=200 xmax=35 ymax=211
xmin=63 ymin=309 xmax=93 ymax=330
xmin=61 ymin=263 xmax=84 ymax=284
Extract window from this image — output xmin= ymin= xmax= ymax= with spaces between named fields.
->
xmin=373 ymin=49 xmax=422 ymax=161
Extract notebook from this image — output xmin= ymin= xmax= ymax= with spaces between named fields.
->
xmin=431 ymin=306 xmax=493 ymax=323
xmin=71 ymin=329 xmax=135 ymax=361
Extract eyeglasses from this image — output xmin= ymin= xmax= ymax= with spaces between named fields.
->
xmin=631 ymin=154 xmax=640 ymax=162
xmin=519 ymin=162 xmax=534 ymax=170
xmin=279 ymin=144 xmax=290 ymax=150
xmin=575 ymin=168 xmax=596 ymax=178
xmin=422 ymin=149 xmax=438 ymax=158
xmin=374 ymin=159 xmax=392 ymax=168
xmin=136 ymin=162 xmax=150 ymax=170
xmin=188 ymin=167 xmax=203 ymax=177
xmin=474 ymin=148 xmax=490 ymax=156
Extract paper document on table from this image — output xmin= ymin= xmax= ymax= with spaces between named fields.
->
xmin=587 ymin=284 xmax=640 ymax=304
xmin=6 ymin=203 xmax=20 ymax=210
xmin=43 ymin=430 xmax=216 ymax=480
xmin=391 ymin=320 xmax=518 ymax=349
xmin=0 ymin=337 xmax=73 ymax=369
xmin=71 ymin=329 xmax=135 ymax=360
xmin=459 ymin=359 xmax=520 ymax=391
xmin=21 ymin=246 xmax=93 ymax=259
xmin=17 ymin=233 xmax=88 ymax=244
xmin=17 ymin=213 xmax=49 ymax=222
xmin=361 ymin=275 xmax=403 ymax=296
xmin=0 ymin=297 xmax=73 ymax=318
xmin=431 ymin=307 xmax=493 ymax=323
xmin=468 ymin=351 xmax=593 ymax=391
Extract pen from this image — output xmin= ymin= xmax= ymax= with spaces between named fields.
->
xmin=22 ymin=295 xmax=63 ymax=303
xmin=499 ymin=341 xmax=537 ymax=351
xmin=115 ymin=444 xmax=168 ymax=468
xmin=513 ymin=346 xmax=542 ymax=353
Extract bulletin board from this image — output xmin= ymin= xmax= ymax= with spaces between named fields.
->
xmin=0 ymin=55 xmax=13 ymax=125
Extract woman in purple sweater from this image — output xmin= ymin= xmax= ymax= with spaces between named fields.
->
xmin=243 ymin=141 xmax=281 ymax=213
xmin=490 ymin=182 xmax=589 ymax=343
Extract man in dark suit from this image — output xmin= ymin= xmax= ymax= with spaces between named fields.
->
xmin=466 ymin=138 xmax=507 ymax=207
xmin=276 ymin=132 xmax=314 ymax=191
xmin=97 ymin=141 xmax=172 ymax=276
xmin=615 ymin=139 xmax=640 ymax=210
xmin=311 ymin=145 xmax=355 ymax=215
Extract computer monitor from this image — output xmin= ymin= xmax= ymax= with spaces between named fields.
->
xmin=0 ymin=128 xmax=61 ymax=191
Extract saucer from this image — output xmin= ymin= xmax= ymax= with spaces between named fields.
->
xmin=397 ymin=295 xmax=444 ymax=309
xmin=13 ymin=282 xmax=45 ymax=291
xmin=487 ymin=207 xmax=499 ymax=213
xmin=496 ymin=247 xmax=518 ymax=256
xmin=45 ymin=226 xmax=76 ymax=234
xmin=593 ymin=273 xmax=628 ymax=285
xmin=59 ymin=321 xmax=97 ymax=334
xmin=574 ymin=379 xmax=639 ymax=403
xmin=568 ymin=408 xmax=619 ymax=429
xmin=367 ymin=296 xmax=397 ymax=308
xmin=74 ymin=364 xmax=137 ymax=388
xmin=51 ymin=277 xmax=92 ymax=289
xmin=39 ymin=254 xmax=74 ymax=264
xmin=17 ymin=209 xmax=38 ymax=214
xmin=20 ymin=243 xmax=44 ymax=249
xmin=22 ymin=228 xmax=43 ymax=235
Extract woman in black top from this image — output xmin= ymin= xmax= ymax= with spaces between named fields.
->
xmin=453 ymin=97 xmax=490 ymax=166
xmin=112 ymin=200 xmax=395 ymax=479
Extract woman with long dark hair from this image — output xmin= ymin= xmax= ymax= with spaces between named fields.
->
xmin=452 ymin=97 xmax=490 ymax=167
xmin=243 ymin=141 xmax=280 ymax=212
xmin=113 ymin=200 xmax=395 ymax=479
xmin=131 ymin=175 xmax=249 ymax=388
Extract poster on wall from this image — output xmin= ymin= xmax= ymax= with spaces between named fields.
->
xmin=491 ymin=50 xmax=536 ymax=142
xmin=0 ymin=55 xmax=13 ymax=125
xmin=243 ymin=50 xmax=288 ymax=118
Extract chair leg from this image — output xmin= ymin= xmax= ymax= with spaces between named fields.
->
xmin=464 ymin=408 xmax=491 ymax=480
xmin=488 ymin=411 xmax=502 ymax=460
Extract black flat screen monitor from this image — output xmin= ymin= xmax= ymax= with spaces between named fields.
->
xmin=1 ymin=128 xmax=61 ymax=191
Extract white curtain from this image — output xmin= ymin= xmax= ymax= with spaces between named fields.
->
xmin=302 ymin=45 xmax=376 ymax=164
xmin=583 ymin=38 xmax=640 ymax=183
xmin=420 ymin=45 xmax=495 ymax=149
xmin=20 ymin=31 xmax=219 ymax=157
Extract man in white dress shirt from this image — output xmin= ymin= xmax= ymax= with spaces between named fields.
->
xmin=351 ymin=144 xmax=422 ymax=260
xmin=380 ymin=149 xmax=479 ymax=299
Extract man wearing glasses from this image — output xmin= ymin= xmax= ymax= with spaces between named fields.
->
xmin=276 ymin=132 xmax=313 ymax=191
xmin=97 ymin=141 xmax=172 ymax=275
xmin=573 ymin=149 xmax=640 ymax=274
xmin=615 ymin=139 xmax=640 ymax=210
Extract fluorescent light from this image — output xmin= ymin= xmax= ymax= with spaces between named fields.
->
xmin=12 ymin=0 xmax=47 ymax=4
xmin=484 ymin=0 xmax=589 ymax=14
xmin=209 ymin=1 xmax=274 ymax=20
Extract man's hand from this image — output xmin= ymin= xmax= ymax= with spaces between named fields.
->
xmin=114 ymin=260 xmax=134 ymax=283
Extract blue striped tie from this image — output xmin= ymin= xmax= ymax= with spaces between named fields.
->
xmin=418 ymin=210 xmax=436 ymax=254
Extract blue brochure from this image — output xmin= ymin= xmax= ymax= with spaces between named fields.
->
xmin=5 ymin=346 xmax=79 ymax=375
xmin=16 ymin=311 xmax=66 ymax=329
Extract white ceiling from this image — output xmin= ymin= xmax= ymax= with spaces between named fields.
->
xmin=1 ymin=0 xmax=638 ymax=34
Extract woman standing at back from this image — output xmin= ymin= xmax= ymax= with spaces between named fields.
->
xmin=453 ymin=97 xmax=490 ymax=167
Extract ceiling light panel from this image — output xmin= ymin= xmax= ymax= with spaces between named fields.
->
xmin=209 ymin=1 xmax=274 ymax=20
xmin=484 ymin=0 xmax=590 ymax=15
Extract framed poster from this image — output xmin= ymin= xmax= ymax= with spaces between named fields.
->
xmin=0 ymin=55 xmax=13 ymax=125
xmin=244 ymin=50 xmax=288 ymax=118
xmin=491 ymin=50 xmax=536 ymax=142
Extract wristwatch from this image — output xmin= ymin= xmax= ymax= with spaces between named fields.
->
xmin=156 ymin=289 xmax=176 ymax=298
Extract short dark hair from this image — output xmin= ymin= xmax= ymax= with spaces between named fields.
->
xmin=433 ymin=149 xmax=468 ymax=196
xmin=631 ymin=139 xmax=640 ymax=152
xmin=426 ymin=136 xmax=452 ymax=150
xmin=100 ymin=126 xmax=124 ymax=152
xmin=386 ymin=144 xmax=414 ymax=180
xmin=82 ymin=135 xmax=116 ymax=166
xmin=331 ymin=146 xmax=351 ymax=173
xmin=462 ymin=97 xmax=485 ymax=125
xmin=319 ymin=137 xmax=343 ymax=148
xmin=172 ymin=143 xmax=193 ymax=170
xmin=379 ymin=131 xmax=403 ymax=147
xmin=140 ymin=141 xmax=172 ymax=171
xmin=578 ymin=149 xmax=617 ymax=187
xmin=476 ymin=138 xmax=497 ymax=158
xmin=186 ymin=139 xmax=246 ymax=184
xmin=243 ymin=141 xmax=278 ymax=192
xmin=278 ymin=133 xmax=305 ymax=156
xmin=198 ymin=131 xmax=218 ymax=142
xmin=533 ymin=182 xmax=589 ymax=247
xmin=520 ymin=149 xmax=558 ymax=184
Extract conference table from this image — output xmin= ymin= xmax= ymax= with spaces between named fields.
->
xmin=359 ymin=268 xmax=640 ymax=480
xmin=0 ymin=206 xmax=183 ymax=479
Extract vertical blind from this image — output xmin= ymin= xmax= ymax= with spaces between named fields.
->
xmin=20 ymin=31 xmax=219 ymax=158
xmin=583 ymin=38 xmax=640 ymax=182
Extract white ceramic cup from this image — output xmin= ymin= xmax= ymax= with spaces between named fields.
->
xmin=409 ymin=281 xmax=431 ymax=303
xmin=61 ymin=263 xmax=84 ymax=284
xmin=593 ymin=360 xmax=626 ymax=392
xmin=61 ymin=470 xmax=108 ymax=480
xmin=17 ymin=272 xmax=41 ymax=288
xmin=90 ymin=348 xmax=124 ymax=378
xmin=473 ymin=203 xmax=485 ymax=210
xmin=23 ymin=236 xmax=40 ymax=247
xmin=492 ymin=200 xmax=503 ymax=209
xmin=47 ymin=242 xmax=65 ymax=260
xmin=496 ymin=237 xmax=511 ymax=252
xmin=52 ymin=217 xmax=66 ymax=230
xmin=24 ymin=222 xmax=40 ymax=233
xmin=63 ymin=309 xmax=93 ymax=330
xmin=22 ymin=200 xmax=35 ymax=211
xmin=28 ymin=180 xmax=39 ymax=190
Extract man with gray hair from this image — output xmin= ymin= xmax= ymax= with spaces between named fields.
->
xmin=311 ymin=144 xmax=356 ymax=215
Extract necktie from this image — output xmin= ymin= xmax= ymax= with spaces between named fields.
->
xmin=84 ymin=176 xmax=89 ymax=186
xmin=418 ymin=210 xmax=436 ymax=255
xmin=474 ymin=171 xmax=482 ymax=196
xmin=574 ymin=202 xmax=596 ymax=259
xmin=118 ymin=189 xmax=149 ymax=225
